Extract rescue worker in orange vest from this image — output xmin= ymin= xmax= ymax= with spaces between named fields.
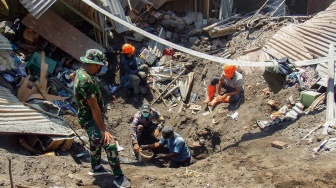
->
xmin=120 ymin=43 xmax=149 ymax=103
xmin=204 ymin=64 xmax=244 ymax=107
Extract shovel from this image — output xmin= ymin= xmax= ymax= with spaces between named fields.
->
xmin=202 ymin=88 xmax=218 ymax=124
xmin=204 ymin=104 xmax=218 ymax=124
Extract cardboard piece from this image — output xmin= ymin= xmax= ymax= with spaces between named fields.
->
xmin=43 ymin=135 xmax=75 ymax=151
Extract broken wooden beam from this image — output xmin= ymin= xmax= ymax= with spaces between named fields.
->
xmin=163 ymin=84 xmax=179 ymax=99
xmin=151 ymin=68 xmax=186 ymax=105
xmin=183 ymin=72 xmax=194 ymax=102
xmin=208 ymin=24 xmax=243 ymax=38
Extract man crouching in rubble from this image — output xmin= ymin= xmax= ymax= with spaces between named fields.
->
xmin=204 ymin=64 xmax=244 ymax=108
xmin=141 ymin=126 xmax=192 ymax=168
xmin=120 ymin=43 xmax=149 ymax=103
xmin=131 ymin=103 xmax=165 ymax=155
xmin=70 ymin=49 xmax=131 ymax=188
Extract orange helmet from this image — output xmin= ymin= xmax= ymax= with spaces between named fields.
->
xmin=223 ymin=64 xmax=236 ymax=79
xmin=122 ymin=43 xmax=135 ymax=54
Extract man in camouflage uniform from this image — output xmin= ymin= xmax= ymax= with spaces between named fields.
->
xmin=130 ymin=103 xmax=165 ymax=155
xmin=71 ymin=49 xmax=131 ymax=188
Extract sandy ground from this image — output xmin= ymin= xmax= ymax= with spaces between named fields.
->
xmin=1 ymin=18 xmax=336 ymax=188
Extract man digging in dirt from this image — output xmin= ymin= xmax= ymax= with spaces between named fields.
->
xmin=120 ymin=43 xmax=149 ymax=103
xmin=141 ymin=126 xmax=192 ymax=168
xmin=204 ymin=64 xmax=244 ymax=109
xmin=71 ymin=49 xmax=131 ymax=188
xmin=130 ymin=103 xmax=165 ymax=156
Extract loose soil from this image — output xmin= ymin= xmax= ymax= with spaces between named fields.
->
xmin=0 ymin=18 xmax=335 ymax=188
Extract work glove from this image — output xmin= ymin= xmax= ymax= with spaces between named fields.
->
xmin=140 ymin=145 xmax=148 ymax=149
xmin=137 ymin=71 xmax=147 ymax=79
xmin=155 ymin=154 xmax=165 ymax=159
xmin=133 ymin=144 xmax=140 ymax=154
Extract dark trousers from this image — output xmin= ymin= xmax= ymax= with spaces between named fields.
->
xmin=137 ymin=123 xmax=159 ymax=145
xmin=121 ymin=64 xmax=148 ymax=94
xmin=169 ymin=157 xmax=192 ymax=168
xmin=86 ymin=121 xmax=122 ymax=176
xmin=210 ymin=76 xmax=242 ymax=103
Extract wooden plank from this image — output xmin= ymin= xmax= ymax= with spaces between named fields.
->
xmin=22 ymin=10 xmax=105 ymax=62
xmin=323 ymin=44 xmax=336 ymax=134
xmin=183 ymin=72 xmax=194 ymax=101
xmin=35 ymin=81 xmax=50 ymax=101
xmin=17 ymin=75 xmax=31 ymax=102
xmin=40 ymin=51 xmax=48 ymax=90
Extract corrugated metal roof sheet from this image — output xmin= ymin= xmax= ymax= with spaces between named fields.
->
xmin=101 ymin=0 xmax=131 ymax=33
xmin=219 ymin=0 xmax=233 ymax=19
xmin=148 ymin=27 xmax=165 ymax=57
xmin=0 ymin=86 xmax=73 ymax=136
xmin=316 ymin=58 xmax=336 ymax=87
xmin=19 ymin=0 xmax=57 ymax=19
xmin=262 ymin=1 xmax=336 ymax=61
xmin=0 ymin=34 xmax=12 ymax=50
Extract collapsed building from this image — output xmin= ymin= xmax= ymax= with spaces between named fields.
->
xmin=0 ymin=0 xmax=335 ymax=175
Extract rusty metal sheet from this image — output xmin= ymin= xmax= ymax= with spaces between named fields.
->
xmin=261 ymin=1 xmax=336 ymax=61
xmin=19 ymin=0 xmax=57 ymax=19
xmin=0 ymin=34 xmax=11 ymax=50
xmin=0 ymin=86 xmax=74 ymax=136
xmin=22 ymin=10 xmax=105 ymax=62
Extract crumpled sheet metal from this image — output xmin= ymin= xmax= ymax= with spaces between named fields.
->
xmin=262 ymin=2 xmax=336 ymax=61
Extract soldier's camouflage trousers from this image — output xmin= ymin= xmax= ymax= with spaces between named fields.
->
xmin=86 ymin=121 xmax=123 ymax=176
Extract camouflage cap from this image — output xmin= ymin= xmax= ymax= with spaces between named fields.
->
xmin=80 ymin=49 xmax=108 ymax=66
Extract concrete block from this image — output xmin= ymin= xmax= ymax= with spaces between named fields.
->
xmin=271 ymin=140 xmax=288 ymax=149
xmin=295 ymin=102 xmax=304 ymax=110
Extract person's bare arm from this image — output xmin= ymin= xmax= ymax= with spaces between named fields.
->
xmin=226 ymin=87 xmax=241 ymax=97
xmin=70 ymin=72 xmax=76 ymax=81
xmin=161 ymin=152 xmax=177 ymax=159
xmin=87 ymin=97 xmax=114 ymax=145
xmin=145 ymin=142 xmax=161 ymax=149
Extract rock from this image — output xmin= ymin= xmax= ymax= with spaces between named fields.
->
xmin=189 ymin=37 xmax=198 ymax=45
xmin=195 ymin=153 xmax=208 ymax=160
xmin=182 ymin=16 xmax=193 ymax=25
xmin=76 ymin=179 xmax=84 ymax=186
xmin=197 ymin=130 xmax=210 ymax=135
xmin=212 ymin=39 xmax=224 ymax=47
xmin=271 ymin=140 xmax=288 ymax=149
xmin=210 ymin=45 xmax=217 ymax=50
xmin=192 ymin=141 xmax=202 ymax=148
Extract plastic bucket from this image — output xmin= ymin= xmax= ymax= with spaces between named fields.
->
xmin=138 ymin=148 xmax=154 ymax=162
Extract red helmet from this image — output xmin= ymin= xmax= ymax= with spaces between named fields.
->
xmin=122 ymin=43 xmax=135 ymax=54
xmin=223 ymin=64 xmax=236 ymax=79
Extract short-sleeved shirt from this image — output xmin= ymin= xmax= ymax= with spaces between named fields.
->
xmin=73 ymin=69 xmax=104 ymax=128
xmin=130 ymin=108 xmax=163 ymax=143
xmin=159 ymin=132 xmax=190 ymax=162
xmin=220 ymin=71 xmax=244 ymax=89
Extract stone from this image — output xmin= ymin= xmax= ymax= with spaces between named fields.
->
xmin=271 ymin=140 xmax=288 ymax=149
xmin=189 ymin=37 xmax=198 ymax=45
